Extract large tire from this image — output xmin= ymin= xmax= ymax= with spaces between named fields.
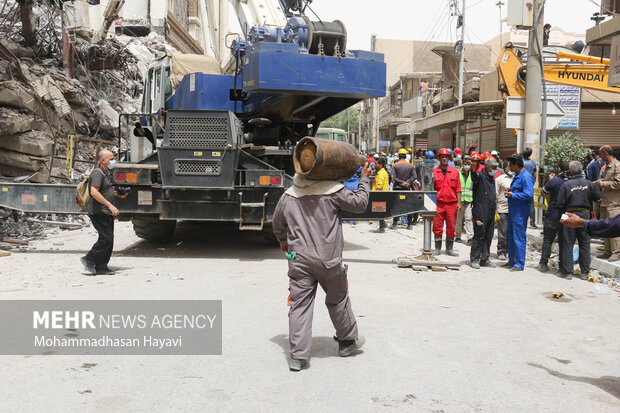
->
xmin=132 ymin=217 xmax=176 ymax=242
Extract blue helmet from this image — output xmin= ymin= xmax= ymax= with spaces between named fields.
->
xmin=425 ymin=150 xmax=435 ymax=160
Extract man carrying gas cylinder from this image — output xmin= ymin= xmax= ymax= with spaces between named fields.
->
xmin=433 ymin=148 xmax=462 ymax=256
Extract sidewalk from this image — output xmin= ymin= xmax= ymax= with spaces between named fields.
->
xmin=526 ymin=227 xmax=620 ymax=278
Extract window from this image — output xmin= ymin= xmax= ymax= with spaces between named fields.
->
xmin=153 ymin=68 xmax=162 ymax=100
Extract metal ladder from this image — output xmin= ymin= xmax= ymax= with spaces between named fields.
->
xmin=238 ymin=192 xmax=267 ymax=231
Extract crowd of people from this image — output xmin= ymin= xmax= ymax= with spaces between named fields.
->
xmin=360 ymin=144 xmax=620 ymax=278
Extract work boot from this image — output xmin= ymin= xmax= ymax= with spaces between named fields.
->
xmin=597 ymin=251 xmax=612 ymax=259
xmin=406 ymin=224 xmax=413 ymax=230
xmin=556 ymin=271 xmax=572 ymax=280
xmin=371 ymin=228 xmax=385 ymax=233
xmin=288 ymin=358 xmax=308 ymax=371
xmin=96 ymin=267 xmax=116 ymax=275
xmin=433 ymin=240 xmax=442 ymax=256
xmin=538 ymin=263 xmax=549 ymax=273
xmin=608 ymin=253 xmax=620 ymax=262
xmin=580 ymin=273 xmax=589 ymax=281
xmin=470 ymin=261 xmax=480 ymax=269
xmin=480 ymin=260 xmax=496 ymax=268
xmin=338 ymin=336 xmax=366 ymax=357
xmin=445 ymin=239 xmax=458 ymax=256
xmin=388 ymin=224 xmax=398 ymax=230
xmin=80 ymin=256 xmax=96 ymax=276
xmin=510 ymin=267 xmax=524 ymax=272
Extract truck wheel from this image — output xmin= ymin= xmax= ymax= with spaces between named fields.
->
xmin=132 ymin=217 xmax=176 ymax=242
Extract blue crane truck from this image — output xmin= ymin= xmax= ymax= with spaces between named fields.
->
xmin=0 ymin=12 xmax=431 ymax=241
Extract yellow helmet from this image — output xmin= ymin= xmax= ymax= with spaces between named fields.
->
xmin=408 ymin=148 xmax=412 ymax=152
xmin=398 ymin=148 xmax=408 ymax=155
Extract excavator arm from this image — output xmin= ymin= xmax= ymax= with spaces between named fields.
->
xmin=496 ymin=44 xmax=620 ymax=98
xmin=92 ymin=0 xmax=126 ymax=44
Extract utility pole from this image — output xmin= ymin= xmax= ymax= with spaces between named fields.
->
xmin=370 ymin=34 xmax=377 ymax=153
xmin=522 ymin=0 xmax=543 ymax=162
xmin=455 ymin=0 xmax=466 ymax=149
xmin=496 ymin=1 xmax=504 ymax=46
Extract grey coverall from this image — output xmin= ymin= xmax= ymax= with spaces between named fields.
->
xmin=272 ymin=176 xmax=370 ymax=360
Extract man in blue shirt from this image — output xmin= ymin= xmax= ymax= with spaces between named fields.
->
xmin=586 ymin=150 xmax=602 ymax=182
xmin=522 ymin=147 xmax=538 ymax=229
xmin=503 ymin=154 xmax=534 ymax=271
xmin=538 ymin=162 xmax=569 ymax=273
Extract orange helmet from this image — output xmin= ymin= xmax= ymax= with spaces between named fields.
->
xmin=438 ymin=148 xmax=451 ymax=157
xmin=470 ymin=152 xmax=482 ymax=161
xmin=482 ymin=151 xmax=491 ymax=160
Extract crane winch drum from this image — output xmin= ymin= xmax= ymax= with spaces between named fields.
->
xmin=284 ymin=16 xmax=347 ymax=57
xmin=294 ymin=137 xmax=365 ymax=181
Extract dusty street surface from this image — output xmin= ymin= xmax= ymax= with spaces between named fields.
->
xmin=0 ymin=220 xmax=619 ymax=412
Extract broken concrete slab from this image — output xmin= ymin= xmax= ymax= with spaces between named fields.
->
xmin=0 ymin=81 xmax=39 ymax=113
xmin=32 ymin=75 xmax=72 ymax=116
xmin=0 ymin=130 xmax=53 ymax=157
xmin=0 ymin=163 xmax=49 ymax=183
xmin=0 ymin=108 xmax=33 ymax=135
xmin=96 ymin=99 xmax=120 ymax=130
xmin=0 ymin=149 xmax=47 ymax=173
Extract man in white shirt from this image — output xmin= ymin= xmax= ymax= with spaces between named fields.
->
xmin=495 ymin=165 xmax=513 ymax=261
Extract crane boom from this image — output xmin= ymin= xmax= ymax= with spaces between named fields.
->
xmin=497 ymin=45 xmax=620 ymax=97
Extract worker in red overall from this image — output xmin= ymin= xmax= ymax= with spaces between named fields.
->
xmin=433 ymin=148 xmax=462 ymax=256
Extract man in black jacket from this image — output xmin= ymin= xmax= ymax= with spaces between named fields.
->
xmin=556 ymin=161 xmax=601 ymax=280
xmin=389 ymin=149 xmax=418 ymax=230
xmin=470 ymin=158 xmax=498 ymax=269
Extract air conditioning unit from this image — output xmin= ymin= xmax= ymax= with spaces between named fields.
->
xmin=63 ymin=1 xmax=104 ymax=41
xmin=507 ymin=0 xmax=534 ymax=29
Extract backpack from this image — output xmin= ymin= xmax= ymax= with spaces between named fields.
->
xmin=76 ymin=173 xmax=91 ymax=208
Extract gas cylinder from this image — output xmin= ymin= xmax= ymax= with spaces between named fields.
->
xmin=294 ymin=137 xmax=366 ymax=181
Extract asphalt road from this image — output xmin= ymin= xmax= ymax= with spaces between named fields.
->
xmin=0 ymin=220 xmax=619 ymax=412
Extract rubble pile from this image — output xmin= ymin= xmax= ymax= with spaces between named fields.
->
xmin=0 ymin=0 xmax=174 ymax=184
xmin=0 ymin=206 xmax=88 ymax=246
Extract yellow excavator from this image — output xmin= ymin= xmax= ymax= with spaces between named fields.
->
xmin=496 ymin=42 xmax=620 ymax=97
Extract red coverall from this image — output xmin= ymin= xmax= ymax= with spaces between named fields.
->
xmin=433 ymin=166 xmax=462 ymax=239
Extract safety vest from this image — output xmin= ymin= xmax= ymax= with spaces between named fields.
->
xmin=460 ymin=170 xmax=473 ymax=202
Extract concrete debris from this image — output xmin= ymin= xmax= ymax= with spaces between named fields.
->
xmin=0 ymin=149 xmax=46 ymax=173
xmin=95 ymin=100 xmax=120 ymax=130
xmin=32 ymin=74 xmax=72 ymax=116
xmin=0 ymin=207 xmax=90 ymax=241
xmin=0 ymin=81 xmax=40 ymax=114
xmin=0 ymin=130 xmax=53 ymax=157
xmin=0 ymin=108 xmax=33 ymax=135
